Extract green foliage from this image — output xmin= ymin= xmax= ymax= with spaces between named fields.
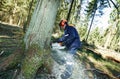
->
xmin=81 ymin=0 xmax=120 ymax=52
xmin=77 ymin=25 xmax=87 ymax=40
xmin=85 ymin=0 xmax=95 ymax=17
xmin=101 ymin=0 xmax=120 ymax=51
xmin=0 ymin=0 xmax=36 ymax=27
xmin=85 ymin=0 xmax=109 ymax=18
xmin=87 ymin=27 xmax=102 ymax=45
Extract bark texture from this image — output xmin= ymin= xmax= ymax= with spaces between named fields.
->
xmin=17 ymin=0 xmax=60 ymax=79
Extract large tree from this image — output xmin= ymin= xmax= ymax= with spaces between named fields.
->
xmin=16 ymin=0 xmax=60 ymax=79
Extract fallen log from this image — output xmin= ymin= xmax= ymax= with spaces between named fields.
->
xmin=83 ymin=46 xmax=120 ymax=63
xmin=0 ymin=22 xmax=23 ymax=36
xmin=0 ymin=22 xmax=22 ymax=30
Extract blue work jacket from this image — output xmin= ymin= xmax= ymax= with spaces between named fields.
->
xmin=58 ymin=25 xmax=81 ymax=49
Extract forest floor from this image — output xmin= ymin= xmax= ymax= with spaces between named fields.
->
xmin=77 ymin=46 xmax=120 ymax=79
xmin=0 ymin=22 xmax=120 ymax=79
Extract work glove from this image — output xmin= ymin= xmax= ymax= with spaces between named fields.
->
xmin=58 ymin=42 xmax=64 ymax=46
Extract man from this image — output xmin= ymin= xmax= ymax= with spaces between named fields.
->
xmin=57 ymin=19 xmax=81 ymax=55
xmin=56 ymin=19 xmax=81 ymax=79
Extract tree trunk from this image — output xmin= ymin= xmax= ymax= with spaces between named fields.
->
xmin=104 ymin=30 xmax=112 ymax=49
xmin=9 ymin=16 xmax=13 ymax=25
xmin=23 ymin=0 xmax=34 ymax=33
xmin=17 ymin=0 xmax=60 ymax=79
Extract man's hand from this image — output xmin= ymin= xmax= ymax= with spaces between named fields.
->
xmin=58 ymin=42 xmax=63 ymax=46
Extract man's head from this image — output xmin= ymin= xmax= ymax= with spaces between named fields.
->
xmin=59 ymin=19 xmax=67 ymax=29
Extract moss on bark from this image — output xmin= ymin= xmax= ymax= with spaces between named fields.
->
xmin=18 ymin=45 xmax=53 ymax=79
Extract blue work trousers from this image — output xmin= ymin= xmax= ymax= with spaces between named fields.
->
xmin=68 ymin=47 xmax=77 ymax=55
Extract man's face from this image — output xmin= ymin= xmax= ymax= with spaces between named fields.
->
xmin=59 ymin=20 xmax=67 ymax=30
xmin=60 ymin=24 xmax=66 ymax=30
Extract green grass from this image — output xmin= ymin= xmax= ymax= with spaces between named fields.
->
xmin=78 ymin=48 xmax=120 ymax=78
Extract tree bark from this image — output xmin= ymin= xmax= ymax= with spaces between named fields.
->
xmin=17 ymin=0 xmax=60 ymax=79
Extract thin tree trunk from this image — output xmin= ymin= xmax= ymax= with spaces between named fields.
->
xmin=17 ymin=15 xmax=22 ymax=26
xmin=66 ymin=0 xmax=75 ymax=22
xmin=9 ymin=16 xmax=13 ymax=25
xmin=23 ymin=0 xmax=34 ymax=33
xmin=85 ymin=0 xmax=97 ymax=42
xmin=104 ymin=31 xmax=112 ymax=49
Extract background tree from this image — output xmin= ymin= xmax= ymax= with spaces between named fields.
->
xmin=103 ymin=2 xmax=120 ymax=51
xmin=0 ymin=0 xmax=36 ymax=27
